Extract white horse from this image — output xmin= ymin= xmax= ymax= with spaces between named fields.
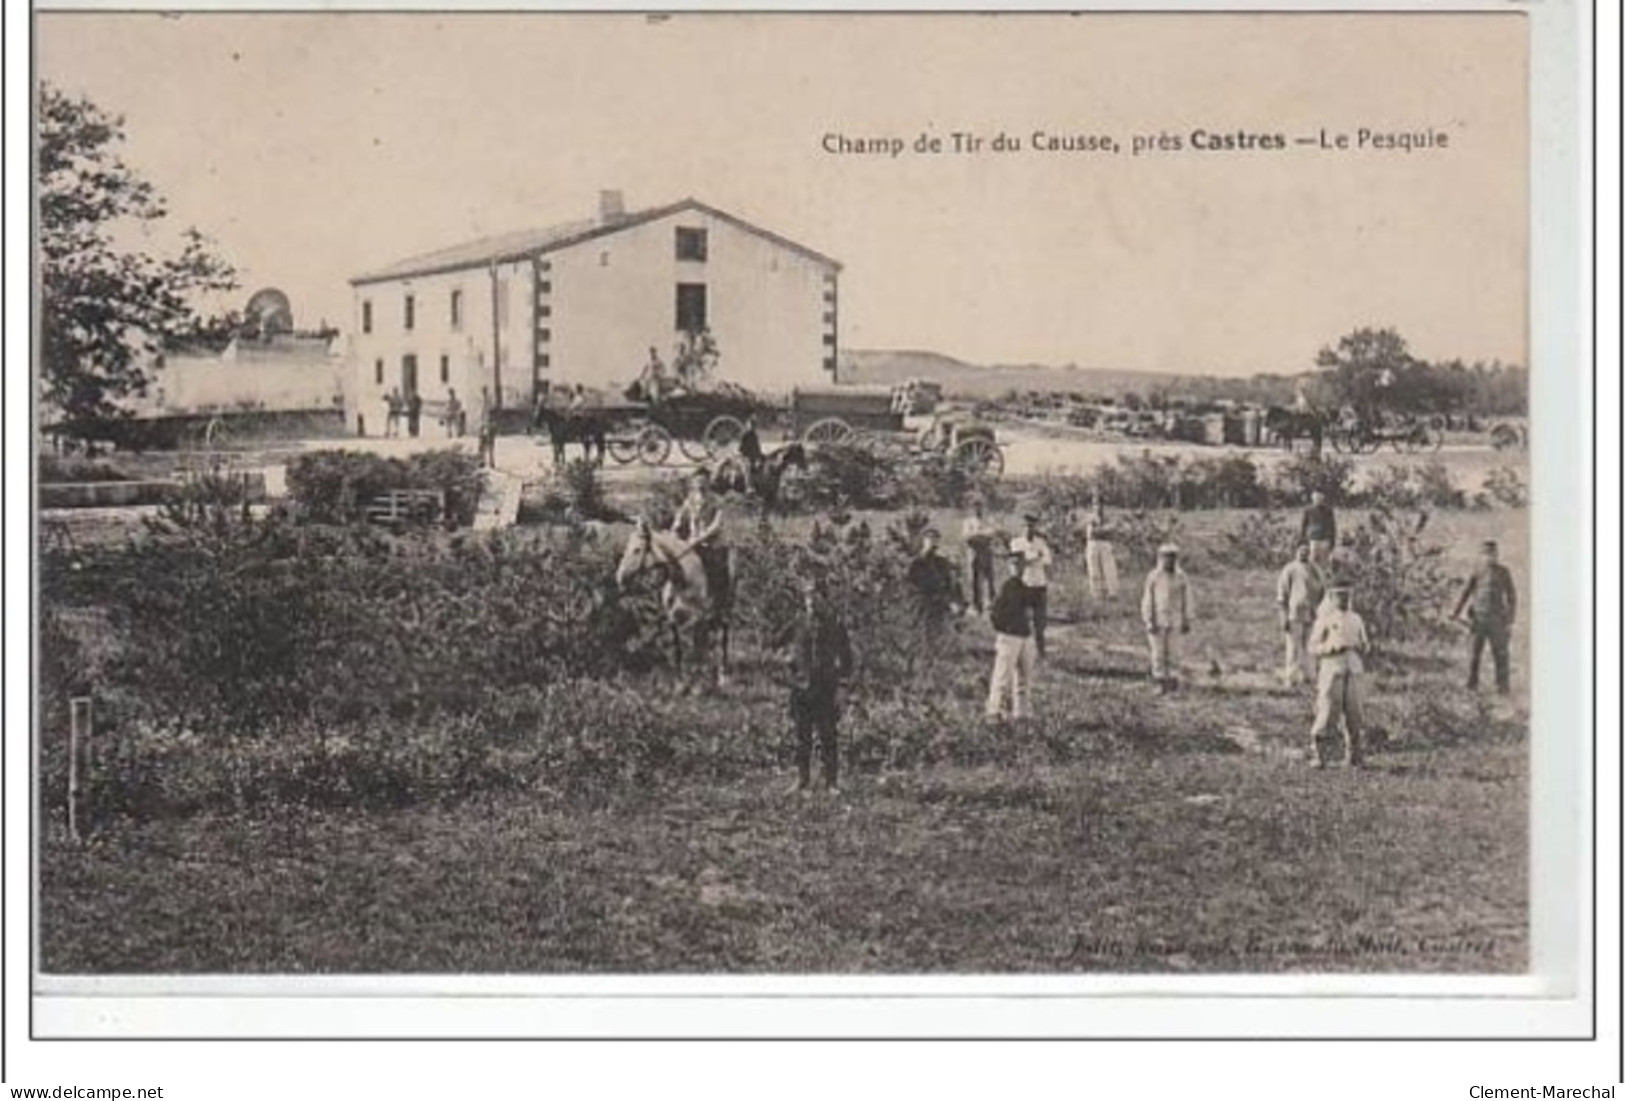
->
xmin=614 ymin=518 xmax=731 ymax=689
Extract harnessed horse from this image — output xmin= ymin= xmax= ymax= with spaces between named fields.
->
xmin=1261 ymin=406 xmax=1325 ymax=455
xmin=533 ymin=404 xmax=608 ymax=466
xmin=614 ymin=519 xmax=732 ymax=689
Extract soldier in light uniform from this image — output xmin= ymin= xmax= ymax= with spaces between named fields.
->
xmin=1307 ymin=579 xmax=1371 ymax=768
xmin=1140 ymin=543 xmax=1193 ymax=692
xmin=1275 ymin=543 xmax=1325 ymax=687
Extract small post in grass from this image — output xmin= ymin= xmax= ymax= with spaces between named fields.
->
xmin=68 ymin=696 xmax=92 ymax=842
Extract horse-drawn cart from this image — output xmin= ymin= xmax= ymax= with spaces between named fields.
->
xmin=537 ymin=382 xmax=768 ymax=466
xmin=1326 ymin=409 xmax=1444 ymax=455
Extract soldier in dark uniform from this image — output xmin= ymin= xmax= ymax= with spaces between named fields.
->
xmin=775 ymin=576 xmax=854 ymax=793
xmin=1452 ymin=539 xmax=1518 ymax=694
xmin=906 ymin=527 xmax=964 ymax=634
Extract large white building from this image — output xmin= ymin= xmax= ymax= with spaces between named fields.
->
xmin=346 ymin=193 xmax=841 ymax=432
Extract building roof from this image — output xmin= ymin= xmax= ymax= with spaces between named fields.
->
xmin=351 ymin=198 xmax=842 ymax=286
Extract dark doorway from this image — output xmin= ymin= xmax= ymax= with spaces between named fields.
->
xmin=676 ymin=283 xmax=708 ymax=334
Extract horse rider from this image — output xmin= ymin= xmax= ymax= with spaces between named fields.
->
xmin=672 ymin=469 xmax=733 ymax=613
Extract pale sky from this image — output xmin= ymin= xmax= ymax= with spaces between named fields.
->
xmin=37 ymin=12 xmax=1527 ymax=375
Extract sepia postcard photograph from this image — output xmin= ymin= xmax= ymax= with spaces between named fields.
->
xmin=19 ymin=3 xmax=1600 ymax=1054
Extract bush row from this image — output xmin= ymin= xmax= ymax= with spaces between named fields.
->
xmin=767 ymin=442 xmax=1528 ymax=519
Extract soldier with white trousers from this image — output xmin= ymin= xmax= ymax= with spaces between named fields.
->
xmin=1276 ymin=543 xmax=1325 ymax=687
xmin=1308 ymin=580 xmax=1370 ymax=768
xmin=1140 ymin=543 xmax=1193 ymax=692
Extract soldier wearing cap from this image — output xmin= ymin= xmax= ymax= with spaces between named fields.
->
xmin=1300 ymin=490 xmax=1337 ymax=569
xmin=986 ymin=550 xmax=1037 ymax=720
xmin=1451 ymin=539 xmax=1517 ymax=695
xmin=1140 ymin=542 xmax=1194 ymax=692
xmin=906 ymin=526 xmax=963 ymax=634
xmin=1307 ymin=577 xmax=1371 ymax=768
xmin=774 ymin=573 xmax=854 ymax=793
xmin=1276 ymin=542 xmax=1326 ymax=687
xmin=1009 ymin=512 xmax=1054 ymax=658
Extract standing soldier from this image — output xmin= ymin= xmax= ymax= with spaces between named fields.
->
xmin=1140 ymin=543 xmax=1194 ymax=692
xmin=476 ymin=386 xmax=498 ymax=469
xmin=986 ymin=551 xmax=1037 ymax=721
xmin=443 ymin=388 xmax=464 ymax=438
xmin=1010 ymin=513 xmax=1054 ymax=658
xmin=1308 ymin=579 xmax=1371 ymax=768
xmin=406 ymin=390 xmax=424 ymax=439
xmin=738 ymin=414 xmax=765 ymax=485
xmin=776 ymin=576 xmax=854 ymax=793
xmin=906 ymin=527 xmax=964 ymax=635
xmin=1452 ymin=539 xmax=1517 ymax=695
xmin=961 ymin=498 xmax=999 ymax=615
xmin=1276 ymin=542 xmax=1325 ymax=687
xmin=1083 ymin=494 xmax=1120 ymax=600
xmin=1300 ymin=490 xmax=1337 ymax=569
xmin=384 ymin=387 xmax=403 ymax=438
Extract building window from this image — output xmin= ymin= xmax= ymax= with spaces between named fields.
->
xmin=538 ymin=280 xmax=552 ymax=295
xmin=374 ymin=358 xmax=384 ymax=384
xmin=362 ymin=300 xmax=373 ymax=334
xmin=538 ymin=353 xmax=551 ymax=368
xmin=823 ymin=311 xmax=836 ymax=325
xmin=440 ymin=354 xmax=450 ymax=384
xmin=404 ymin=294 xmax=416 ymax=331
xmin=401 ymin=354 xmax=419 ymax=394
xmin=823 ymin=332 xmax=837 ymax=345
xmin=599 ymin=251 xmax=610 ymax=267
xmin=539 ymin=260 xmax=551 ymax=272
xmin=675 ymin=227 xmax=708 ymax=262
xmin=823 ymin=356 xmax=837 ymax=373
xmin=537 ymin=305 xmax=551 ymax=318
xmin=537 ymin=328 xmax=551 ymax=344
xmin=450 ymin=289 xmax=463 ymax=330
xmin=496 ymin=279 xmax=510 ymax=328
xmin=675 ymin=283 xmax=707 ymax=334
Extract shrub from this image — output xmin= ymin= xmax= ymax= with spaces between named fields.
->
xmin=1482 ymin=465 xmax=1527 ymax=509
xmin=285 ymin=449 xmax=484 ymax=527
xmin=796 ymin=441 xmax=902 ymax=510
xmin=1216 ymin=508 xmax=1300 ymax=570
xmin=533 ymin=458 xmax=620 ymax=522
xmin=1333 ymin=505 xmax=1454 ymax=643
xmin=1360 ymin=460 xmax=1465 ymax=511
xmin=1270 ymin=453 xmax=1355 ymax=506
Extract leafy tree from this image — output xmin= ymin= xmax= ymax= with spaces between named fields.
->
xmin=1313 ymin=326 xmax=1421 ymax=416
xmin=39 ymin=82 xmax=237 ymax=431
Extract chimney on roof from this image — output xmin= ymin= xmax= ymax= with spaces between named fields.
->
xmin=599 ymin=190 xmax=626 ymax=224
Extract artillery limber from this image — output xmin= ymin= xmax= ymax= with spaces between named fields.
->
xmin=788 ymin=385 xmax=1005 ymax=478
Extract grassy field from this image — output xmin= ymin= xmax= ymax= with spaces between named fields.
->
xmin=39 ymin=507 xmax=1528 ymax=975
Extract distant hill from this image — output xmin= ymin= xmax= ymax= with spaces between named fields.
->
xmin=840 ymin=349 xmax=1204 ymax=400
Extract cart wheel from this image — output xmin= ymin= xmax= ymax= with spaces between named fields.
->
xmin=702 ymin=415 xmax=746 ymax=457
xmin=607 ymin=436 xmax=639 ymax=465
xmin=803 ymin=417 xmax=854 ymax=445
xmin=637 ymin=425 xmax=673 ymax=466
xmin=954 ymin=437 xmax=1004 ymax=477
xmin=1489 ymin=424 xmax=1518 ymax=451
xmin=677 ymin=436 xmax=711 ymax=463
